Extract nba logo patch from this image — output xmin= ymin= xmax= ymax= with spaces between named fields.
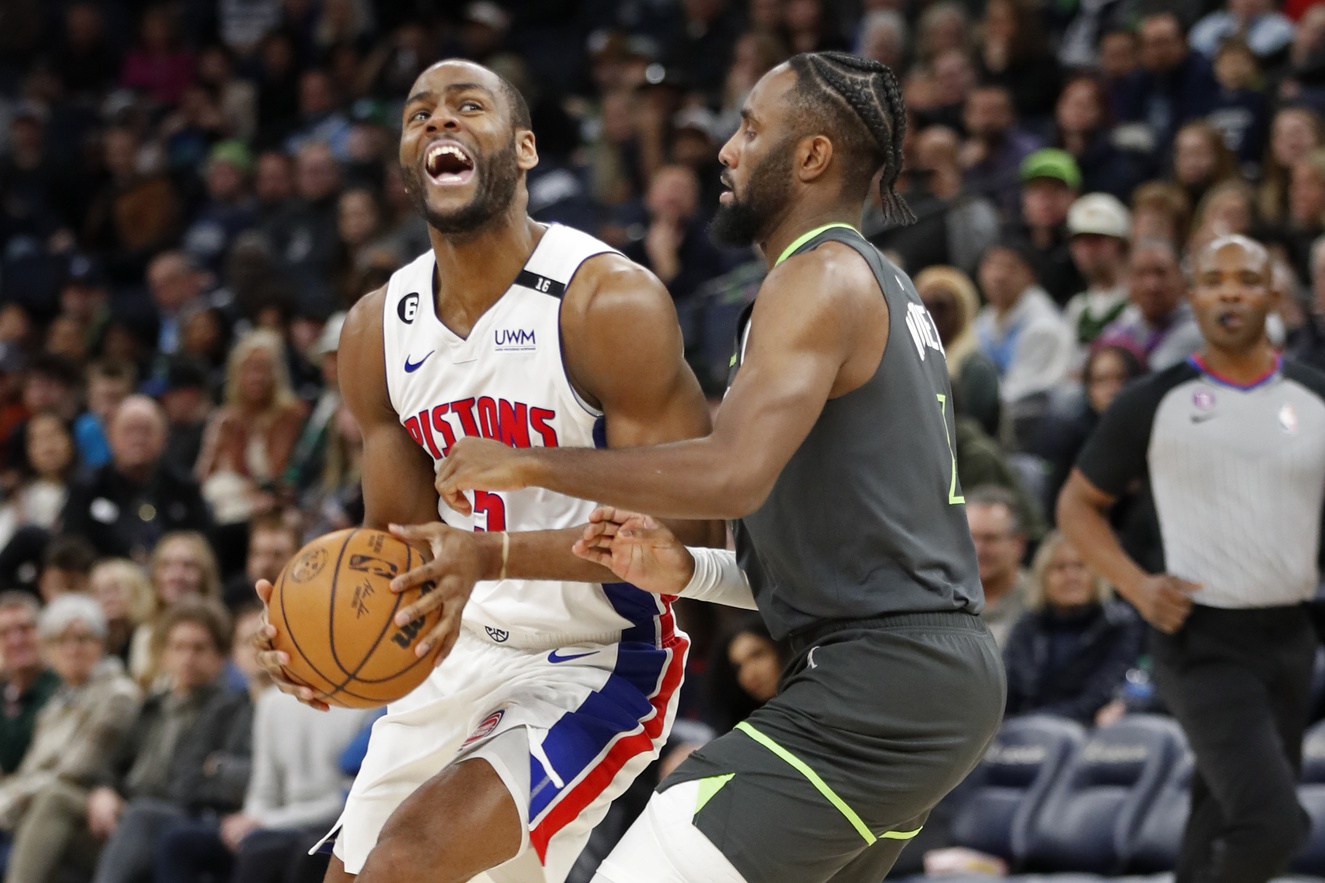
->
xmin=462 ymin=709 xmax=505 ymax=749
xmin=1193 ymin=389 xmax=1216 ymax=410
xmin=1279 ymin=403 xmax=1298 ymax=434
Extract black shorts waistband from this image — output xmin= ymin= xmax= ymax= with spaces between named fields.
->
xmin=786 ymin=610 xmax=985 ymax=655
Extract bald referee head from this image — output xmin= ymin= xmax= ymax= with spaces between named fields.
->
xmin=1189 ymin=234 xmax=1276 ymax=357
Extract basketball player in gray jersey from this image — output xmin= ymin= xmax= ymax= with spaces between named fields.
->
xmin=430 ymin=52 xmax=1007 ymax=882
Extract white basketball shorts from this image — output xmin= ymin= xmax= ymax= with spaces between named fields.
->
xmin=319 ymin=626 xmax=688 ymax=881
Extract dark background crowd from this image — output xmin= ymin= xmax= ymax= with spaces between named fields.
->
xmin=0 ymin=0 xmax=1323 ymax=880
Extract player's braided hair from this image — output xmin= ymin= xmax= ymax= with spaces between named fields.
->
xmin=787 ymin=51 xmax=916 ymax=226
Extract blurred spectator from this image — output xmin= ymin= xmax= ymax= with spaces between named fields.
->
xmin=1282 ymin=147 xmax=1325 ymax=276
xmin=915 ymin=266 xmax=1002 ymax=437
xmin=855 ymin=10 xmax=906 ymax=72
xmin=974 ymin=237 xmax=1073 ymax=417
xmin=1193 ymin=178 xmax=1259 ymax=245
xmin=89 ymin=559 xmax=155 ymax=666
xmin=10 ymin=352 xmax=108 ymax=476
xmin=50 ymin=4 xmax=120 ymax=101
xmin=35 ymin=535 xmax=97 ymax=603
xmin=954 ymin=417 xmax=1048 ymax=545
xmin=129 ymin=531 xmax=222 ymax=687
xmin=1037 ymin=342 xmax=1149 ymax=524
xmin=153 ymin=688 xmax=371 ymax=883
xmin=1172 ymin=119 xmax=1239 ymax=209
xmin=60 ymin=395 xmax=213 ymax=562
xmin=334 ymin=187 xmax=402 ymax=305
xmin=1278 ymin=6 xmax=1325 ymax=101
xmin=1257 ymin=106 xmax=1324 ymax=226
xmin=196 ymin=329 xmax=308 ymax=526
xmin=1052 ymin=75 xmax=1148 ymax=202
xmin=158 ymin=357 xmax=214 ymax=479
xmin=1013 ymin=148 xmax=1086 ymax=304
xmin=1098 ymin=238 xmax=1204 ymax=370
xmin=966 ymin=485 xmax=1030 ymax=648
xmin=221 ymin=513 xmax=299 ymax=611
xmin=1208 ymin=38 xmax=1270 ymax=169
xmin=1063 ymin=193 xmax=1133 ymax=359
xmin=1098 ymin=27 xmax=1141 ymax=113
xmin=301 ymin=402 xmax=364 ymax=539
xmin=284 ymin=313 xmax=343 ymax=498
xmin=0 ymin=596 xmax=140 ymax=883
xmin=0 ymin=593 xmax=59 ymax=774
xmin=253 ymin=150 xmax=296 ymax=225
xmin=120 ymin=6 xmax=196 ymax=108
xmin=1131 ymin=179 xmax=1193 ymax=246
xmin=914 ymin=49 xmax=977 ymax=134
xmin=703 ymin=615 xmax=788 ymax=734
xmin=916 ymin=2 xmax=971 ymax=65
xmin=1291 ymin=235 xmax=1325 ymax=371
xmin=1117 ymin=12 xmax=1219 ymax=160
xmin=262 ymin=142 xmax=342 ymax=315
xmin=976 ymin=0 xmax=1063 ymax=122
xmin=195 ymin=44 xmax=259 ymax=142
xmin=0 ymin=413 xmax=76 ymax=551
xmin=284 ymin=69 xmax=352 ymax=162
xmin=962 ymin=83 xmax=1044 ymax=218
xmin=92 ymin=600 xmax=251 ymax=883
xmin=147 ymin=251 xmax=213 ymax=361
xmin=1189 ymin=0 xmax=1294 ymax=63
xmin=86 ymin=362 xmax=136 ymax=444
xmin=182 ymin=141 xmax=259 ymax=278
xmin=624 ymin=165 xmax=729 ymax=317
xmin=16 ymin=599 xmax=230 ymax=882
xmin=83 ymin=126 xmax=181 ymax=284
xmin=870 ymin=126 xmax=999 ymax=277
xmin=1002 ymin=531 xmax=1144 ymax=725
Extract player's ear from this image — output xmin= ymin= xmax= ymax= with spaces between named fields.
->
xmin=517 ymin=130 xmax=539 ymax=172
xmin=796 ymin=134 xmax=833 ymax=184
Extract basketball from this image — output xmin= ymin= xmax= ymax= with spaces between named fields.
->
xmin=270 ymin=528 xmax=443 ymax=708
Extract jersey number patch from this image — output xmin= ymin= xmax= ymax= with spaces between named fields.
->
xmin=936 ymin=394 xmax=965 ymax=506
xmin=473 ymin=490 xmax=508 ymax=533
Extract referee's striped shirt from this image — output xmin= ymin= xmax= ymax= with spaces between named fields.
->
xmin=1075 ymin=355 xmax=1325 ymax=609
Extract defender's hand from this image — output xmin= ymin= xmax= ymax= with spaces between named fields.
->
xmin=252 ymin=579 xmax=329 ymax=712
xmin=572 ymin=507 xmax=694 ymax=595
xmin=435 ymin=438 xmax=531 ymax=515
xmin=387 ymin=522 xmax=489 ymax=664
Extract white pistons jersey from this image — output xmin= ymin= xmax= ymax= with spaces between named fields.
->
xmin=381 ymin=224 xmax=675 ymax=650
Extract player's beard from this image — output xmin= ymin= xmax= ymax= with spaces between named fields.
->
xmin=403 ymin=136 xmax=520 ymax=236
xmin=710 ymin=138 xmax=796 ymax=248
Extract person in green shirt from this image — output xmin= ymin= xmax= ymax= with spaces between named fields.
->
xmin=0 ymin=592 xmax=61 ymax=774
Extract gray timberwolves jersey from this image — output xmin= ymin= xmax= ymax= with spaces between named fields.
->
xmin=732 ymin=224 xmax=984 ymax=639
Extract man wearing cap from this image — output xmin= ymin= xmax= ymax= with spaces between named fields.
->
xmin=1063 ymin=193 xmax=1133 ymax=361
xmin=182 ymin=141 xmax=257 ymax=276
xmin=158 ymin=356 xmax=213 ymax=479
xmin=1012 ymin=148 xmax=1086 ymax=305
xmin=974 ymin=237 xmax=1074 ymax=421
xmin=58 ymin=255 xmax=110 ymax=354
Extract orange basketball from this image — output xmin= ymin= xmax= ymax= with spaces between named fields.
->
xmin=270 ymin=528 xmax=443 ymax=708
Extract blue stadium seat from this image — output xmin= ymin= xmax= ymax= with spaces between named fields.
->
xmin=1291 ymin=719 xmax=1325 ymax=873
xmin=1021 ymin=714 xmax=1186 ymax=874
xmin=1128 ymin=747 xmax=1194 ymax=873
xmin=949 ymin=715 xmax=1087 ymax=868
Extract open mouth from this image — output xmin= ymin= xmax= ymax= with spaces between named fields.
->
xmin=1217 ymin=310 xmax=1243 ymax=330
xmin=425 ymin=142 xmax=476 ymax=185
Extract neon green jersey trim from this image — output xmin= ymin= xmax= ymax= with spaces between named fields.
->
xmin=734 ymin=721 xmax=878 ymax=844
xmin=773 ymin=223 xmax=859 ymax=267
xmin=695 ymin=773 xmax=735 ymax=814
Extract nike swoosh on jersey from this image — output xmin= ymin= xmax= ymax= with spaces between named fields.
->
xmin=404 ymin=351 xmax=435 ymax=373
xmin=1190 ymin=413 xmax=1217 ymax=423
xmin=547 ymin=649 xmax=598 ymax=663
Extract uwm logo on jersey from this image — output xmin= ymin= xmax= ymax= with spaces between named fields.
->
xmin=403 ymin=396 xmax=560 ymax=460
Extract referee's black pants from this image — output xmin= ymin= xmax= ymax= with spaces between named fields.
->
xmin=1151 ymin=603 xmax=1315 ymax=883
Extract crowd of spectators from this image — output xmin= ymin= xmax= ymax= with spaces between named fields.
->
xmin=0 ymin=0 xmax=1323 ymax=880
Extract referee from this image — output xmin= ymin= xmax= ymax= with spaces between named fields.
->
xmin=1059 ymin=234 xmax=1325 ymax=883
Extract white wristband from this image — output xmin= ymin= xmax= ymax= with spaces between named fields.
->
xmin=678 ymin=547 xmax=758 ymax=609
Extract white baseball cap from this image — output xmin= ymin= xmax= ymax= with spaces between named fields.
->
xmin=1067 ymin=193 xmax=1131 ymax=240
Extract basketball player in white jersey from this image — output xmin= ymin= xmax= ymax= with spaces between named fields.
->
xmin=253 ymin=59 xmax=717 ymax=883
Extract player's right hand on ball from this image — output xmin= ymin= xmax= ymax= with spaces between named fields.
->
xmin=252 ymin=579 xmax=330 ymax=711
xmin=1133 ymin=573 xmax=1199 ymax=634
xmin=572 ymin=507 xmax=694 ymax=594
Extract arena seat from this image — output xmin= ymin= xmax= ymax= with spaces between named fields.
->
xmin=1127 ymin=747 xmax=1194 ymax=873
xmin=1021 ymin=715 xmax=1186 ymax=874
xmin=948 ymin=715 xmax=1087 ymax=868
xmin=1291 ymin=719 xmax=1325 ymax=874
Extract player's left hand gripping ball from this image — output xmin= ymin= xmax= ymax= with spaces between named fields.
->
xmin=436 ymin=437 xmax=530 ymax=514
